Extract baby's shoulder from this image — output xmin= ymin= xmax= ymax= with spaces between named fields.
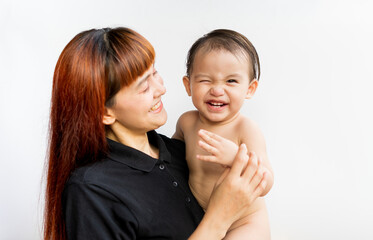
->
xmin=174 ymin=111 xmax=199 ymax=140
xmin=178 ymin=110 xmax=199 ymax=125
xmin=235 ymin=115 xmax=265 ymax=144
xmin=179 ymin=110 xmax=199 ymax=119
xmin=235 ymin=115 xmax=259 ymax=131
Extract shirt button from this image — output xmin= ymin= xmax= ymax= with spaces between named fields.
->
xmin=159 ymin=164 xmax=165 ymax=170
xmin=172 ymin=181 xmax=178 ymax=187
xmin=185 ymin=196 xmax=191 ymax=203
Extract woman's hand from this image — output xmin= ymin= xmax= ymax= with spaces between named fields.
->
xmin=197 ymin=129 xmax=239 ymax=167
xmin=189 ymin=144 xmax=267 ymax=239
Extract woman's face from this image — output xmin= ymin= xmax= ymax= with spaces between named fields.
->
xmin=106 ymin=65 xmax=167 ymax=134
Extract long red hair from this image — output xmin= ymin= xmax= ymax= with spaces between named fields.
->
xmin=44 ymin=27 xmax=155 ymax=240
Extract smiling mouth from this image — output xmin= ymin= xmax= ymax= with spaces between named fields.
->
xmin=207 ymin=101 xmax=227 ymax=108
xmin=150 ymin=101 xmax=162 ymax=112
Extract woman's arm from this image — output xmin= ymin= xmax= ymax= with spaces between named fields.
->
xmin=189 ymin=144 xmax=268 ymax=239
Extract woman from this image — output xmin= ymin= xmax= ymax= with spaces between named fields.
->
xmin=44 ymin=27 xmax=267 ymax=239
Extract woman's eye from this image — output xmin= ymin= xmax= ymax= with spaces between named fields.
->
xmin=141 ymin=83 xmax=150 ymax=93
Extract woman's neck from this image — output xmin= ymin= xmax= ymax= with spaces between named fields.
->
xmin=106 ymin=127 xmax=159 ymax=159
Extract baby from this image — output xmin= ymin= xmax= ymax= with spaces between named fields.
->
xmin=173 ymin=29 xmax=274 ymax=239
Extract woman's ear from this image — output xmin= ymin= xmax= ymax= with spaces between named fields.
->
xmin=246 ymin=79 xmax=258 ymax=99
xmin=182 ymin=76 xmax=192 ymax=96
xmin=102 ymin=108 xmax=116 ymax=125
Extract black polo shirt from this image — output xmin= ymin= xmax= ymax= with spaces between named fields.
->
xmin=63 ymin=131 xmax=204 ymax=239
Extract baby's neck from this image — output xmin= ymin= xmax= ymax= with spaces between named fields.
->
xmin=198 ymin=112 xmax=242 ymax=127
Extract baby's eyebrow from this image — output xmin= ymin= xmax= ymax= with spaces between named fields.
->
xmin=226 ymin=73 xmax=242 ymax=78
xmin=194 ymin=73 xmax=210 ymax=78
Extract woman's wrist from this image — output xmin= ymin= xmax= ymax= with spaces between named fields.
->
xmin=189 ymin=211 xmax=228 ymax=240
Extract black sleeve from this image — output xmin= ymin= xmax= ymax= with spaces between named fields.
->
xmin=63 ymin=182 xmax=138 ymax=240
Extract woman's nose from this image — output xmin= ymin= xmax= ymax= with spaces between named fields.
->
xmin=153 ymin=75 xmax=166 ymax=97
xmin=210 ymin=85 xmax=224 ymax=96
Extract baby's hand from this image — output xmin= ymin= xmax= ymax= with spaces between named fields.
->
xmin=196 ymin=129 xmax=239 ymax=167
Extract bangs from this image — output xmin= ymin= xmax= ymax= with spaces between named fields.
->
xmin=114 ymin=29 xmax=155 ymax=86
xmin=105 ymin=28 xmax=155 ymax=105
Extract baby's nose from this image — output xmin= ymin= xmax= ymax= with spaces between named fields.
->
xmin=210 ymin=86 xmax=224 ymax=96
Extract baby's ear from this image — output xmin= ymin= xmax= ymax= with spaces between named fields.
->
xmin=246 ymin=79 xmax=258 ymax=99
xmin=182 ymin=76 xmax=192 ymax=96
xmin=102 ymin=107 xmax=116 ymax=125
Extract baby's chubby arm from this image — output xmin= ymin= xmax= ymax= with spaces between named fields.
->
xmin=172 ymin=121 xmax=184 ymax=141
xmin=240 ymin=119 xmax=274 ymax=196
xmin=197 ymin=122 xmax=274 ymax=196
xmin=197 ymin=129 xmax=238 ymax=167
xmin=189 ymin=144 xmax=268 ymax=240
xmin=172 ymin=111 xmax=197 ymax=141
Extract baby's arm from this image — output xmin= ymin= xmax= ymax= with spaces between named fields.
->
xmin=172 ymin=118 xmax=185 ymax=141
xmin=240 ymin=119 xmax=274 ymax=196
xmin=173 ymin=111 xmax=194 ymax=141
xmin=198 ymin=120 xmax=274 ymax=196
xmin=189 ymin=144 xmax=268 ymax=240
xmin=196 ymin=129 xmax=238 ymax=167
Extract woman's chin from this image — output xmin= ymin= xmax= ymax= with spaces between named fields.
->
xmin=153 ymin=110 xmax=167 ymax=130
xmin=160 ymin=111 xmax=168 ymax=126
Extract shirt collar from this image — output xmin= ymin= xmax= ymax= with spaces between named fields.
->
xmin=106 ymin=130 xmax=172 ymax=172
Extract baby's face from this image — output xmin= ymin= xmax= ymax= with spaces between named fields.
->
xmin=184 ymin=49 xmax=256 ymax=124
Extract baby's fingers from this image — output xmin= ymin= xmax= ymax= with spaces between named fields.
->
xmin=198 ymin=129 xmax=222 ymax=146
xmin=196 ymin=154 xmax=217 ymax=163
xmin=198 ymin=140 xmax=219 ymax=155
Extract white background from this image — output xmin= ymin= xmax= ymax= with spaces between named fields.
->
xmin=1 ymin=0 xmax=373 ymax=239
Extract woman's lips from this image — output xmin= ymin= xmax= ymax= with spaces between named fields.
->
xmin=150 ymin=101 xmax=162 ymax=112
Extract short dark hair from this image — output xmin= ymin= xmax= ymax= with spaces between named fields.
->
xmin=186 ymin=29 xmax=260 ymax=81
